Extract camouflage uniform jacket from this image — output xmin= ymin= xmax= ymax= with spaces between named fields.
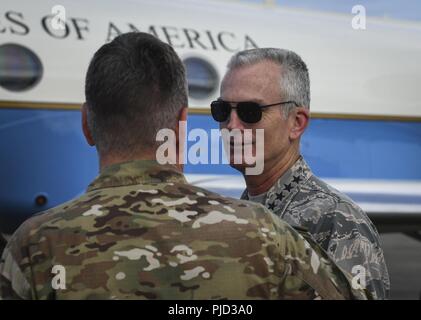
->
xmin=241 ymin=156 xmax=390 ymax=299
xmin=0 ymin=160 xmax=368 ymax=300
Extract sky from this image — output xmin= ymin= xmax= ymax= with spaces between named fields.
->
xmin=243 ymin=0 xmax=421 ymax=21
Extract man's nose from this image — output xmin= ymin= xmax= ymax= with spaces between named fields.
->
xmin=225 ymin=109 xmax=245 ymax=130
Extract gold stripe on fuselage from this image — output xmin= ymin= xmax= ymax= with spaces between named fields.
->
xmin=1 ymin=100 xmax=421 ymax=122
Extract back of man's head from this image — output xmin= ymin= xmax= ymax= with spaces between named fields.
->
xmin=85 ymin=32 xmax=188 ymax=156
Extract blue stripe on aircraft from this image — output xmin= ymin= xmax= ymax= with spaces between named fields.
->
xmin=184 ymin=114 xmax=421 ymax=180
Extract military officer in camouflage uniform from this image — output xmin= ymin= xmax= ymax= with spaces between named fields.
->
xmin=0 ymin=33 xmax=368 ymax=300
xmin=213 ymin=48 xmax=390 ymax=299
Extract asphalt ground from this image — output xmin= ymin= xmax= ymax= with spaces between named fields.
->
xmin=380 ymin=232 xmax=421 ymax=299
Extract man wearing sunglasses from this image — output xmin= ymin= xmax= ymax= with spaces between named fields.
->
xmin=212 ymin=48 xmax=390 ymax=299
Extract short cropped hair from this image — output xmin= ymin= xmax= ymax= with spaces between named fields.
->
xmin=85 ymin=32 xmax=188 ymax=154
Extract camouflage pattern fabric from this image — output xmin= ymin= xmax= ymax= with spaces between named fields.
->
xmin=241 ymin=156 xmax=390 ymax=299
xmin=0 ymin=160 xmax=368 ymax=300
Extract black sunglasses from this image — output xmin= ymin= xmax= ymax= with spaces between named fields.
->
xmin=210 ymin=99 xmax=298 ymax=124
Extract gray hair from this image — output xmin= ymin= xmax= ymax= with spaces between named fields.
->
xmin=226 ymin=48 xmax=310 ymax=118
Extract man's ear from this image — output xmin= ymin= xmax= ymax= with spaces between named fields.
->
xmin=175 ymin=107 xmax=188 ymax=169
xmin=175 ymin=107 xmax=188 ymax=141
xmin=289 ymin=107 xmax=309 ymax=141
xmin=81 ymin=103 xmax=95 ymax=146
xmin=178 ymin=107 xmax=188 ymax=123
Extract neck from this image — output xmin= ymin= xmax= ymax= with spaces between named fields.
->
xmin=98 ymin=153 xmax=153 ymax=172
xmin=244 ymin=147 xmax=300 ymax=196
xmin=98 ymin=142 xmax=185 ymax=172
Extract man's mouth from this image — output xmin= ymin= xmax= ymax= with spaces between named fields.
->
xmin=229 ymin=141 xmax=254 ymax=147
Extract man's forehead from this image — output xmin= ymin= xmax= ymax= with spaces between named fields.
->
xmin=228 ymin=60 xmax=280 ymax=76
xmin=221 ymin=61 xmax=281 ymax=97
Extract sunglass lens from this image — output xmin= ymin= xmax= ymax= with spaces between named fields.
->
xmin=237 ymin=102 xmax=262 ymax=123
xmin=211 ymin=101 xmax=231 ymax=122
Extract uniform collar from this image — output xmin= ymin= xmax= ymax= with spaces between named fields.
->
xmin=242 ymin=156 xmax=313 ymax=212
xmin=87 ymin=160 xmax=187 ymax=192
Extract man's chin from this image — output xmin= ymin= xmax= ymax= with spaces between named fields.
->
xmin=228 ymin=161 xmax=256 ymax=174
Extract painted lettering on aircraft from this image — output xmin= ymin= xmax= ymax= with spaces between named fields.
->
xmin=0 ymin=10 xmax=259 ymax=51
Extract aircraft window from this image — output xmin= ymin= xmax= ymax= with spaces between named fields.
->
xmin=183 ymin=57 xmax=218 ymax=100
xmin=0 ymin=43 xmax=43 ymax=92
